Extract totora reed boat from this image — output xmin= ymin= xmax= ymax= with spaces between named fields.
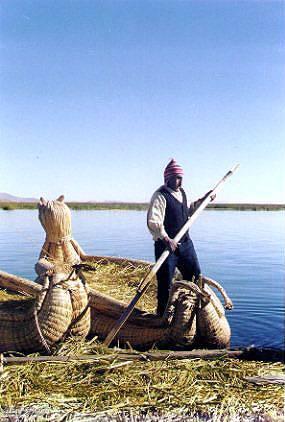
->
xmin=0 ymin=196 xmax=233 ymax=353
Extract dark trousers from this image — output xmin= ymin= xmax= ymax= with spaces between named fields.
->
xmin=154 ymin=238 xmax=201 ymax=316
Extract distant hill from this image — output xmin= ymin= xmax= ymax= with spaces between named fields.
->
xmin=0 ymin=192 xmax=37 ymax=202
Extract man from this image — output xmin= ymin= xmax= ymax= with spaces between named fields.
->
xmin=147 ymin=159 xmax=215 ymax=316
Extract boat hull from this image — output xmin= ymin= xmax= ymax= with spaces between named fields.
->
xmin=0 ymin=256 xmax=232 ymax=352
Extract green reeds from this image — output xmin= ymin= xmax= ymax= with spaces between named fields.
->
xmin=1 ymin=202 xmax=284 ymax=211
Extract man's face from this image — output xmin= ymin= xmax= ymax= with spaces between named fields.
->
xmin=167 ymin=175 xmax=183 ymax=191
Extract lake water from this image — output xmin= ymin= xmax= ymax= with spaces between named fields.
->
xmin=0 ymin=209 xmax=284 ymax=350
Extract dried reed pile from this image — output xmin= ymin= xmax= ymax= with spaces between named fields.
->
xmin=0 ymin=261 xmax=284 ymax=421
xmin=83 ymin=260 xmax=156 ymax=311
xmin=0 ymin=289 xmax=30 ymax=302
xmin=0 ymin=339 xmax=284 ymax=421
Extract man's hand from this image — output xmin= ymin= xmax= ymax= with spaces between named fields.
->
xmin=207 ymin=190 xmax=216 ymax=202
xmin=200 ymin=190 xmax=216 ymax=203
xmin=163 ymin=236 xmax=178 ymax=252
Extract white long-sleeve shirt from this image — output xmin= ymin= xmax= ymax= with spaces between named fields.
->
xmin=147 ymin=185 xmax=200 ymax=241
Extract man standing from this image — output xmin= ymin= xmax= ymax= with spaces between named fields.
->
xmin=147 ymin=159 xmax=215 ymax=316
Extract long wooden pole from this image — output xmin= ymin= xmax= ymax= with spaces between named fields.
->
xmin=1 ymin=347 xmax=283 ymax=366
xmin=0 ymin=349 xmax=243 ymax=367
xmin=104 ymin=164 xmax=240 ymax=346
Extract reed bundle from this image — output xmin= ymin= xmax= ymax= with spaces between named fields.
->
xmin=37 ymin=198 xmax=81 ymax=268
xmin=0 ymin=274 xmax=90 ymax=354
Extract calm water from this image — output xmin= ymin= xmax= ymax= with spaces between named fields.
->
xmin=0 ymin=209 xmax=284 ymax=349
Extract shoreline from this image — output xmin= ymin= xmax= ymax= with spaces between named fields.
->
xmin=0 ymin=202 xmax=284 ymax=211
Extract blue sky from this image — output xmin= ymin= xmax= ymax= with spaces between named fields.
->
xmin=1 ymin=0 xmax=284 ymax=203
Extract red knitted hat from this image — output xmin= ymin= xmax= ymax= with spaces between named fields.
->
xmin=164 ymin=159 xmax=184 ymax=183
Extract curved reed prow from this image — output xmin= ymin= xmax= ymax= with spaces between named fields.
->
xmin=184 ymin=278 xmax=232 ymax=349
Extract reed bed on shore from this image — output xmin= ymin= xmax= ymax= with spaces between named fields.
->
xmin=1 ymin=201 xmax=284 ymax=211
xmin=0 ymin=261 xmax=284 ymax=421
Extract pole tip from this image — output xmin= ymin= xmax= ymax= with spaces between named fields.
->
xmin=230 ymin=164 xmax=240 ymax=173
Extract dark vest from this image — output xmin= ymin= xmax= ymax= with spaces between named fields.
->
xmin=159 ymin=187 xmax=190 ymax=242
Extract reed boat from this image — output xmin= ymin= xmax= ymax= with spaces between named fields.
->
xmin=0 ymin=258 xmax=232 ymax=352
xmin=0 ymin=196 xmax=233 ymax=353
